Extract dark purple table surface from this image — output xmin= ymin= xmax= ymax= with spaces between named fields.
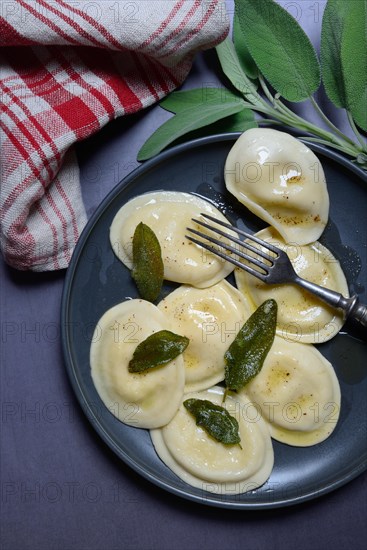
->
xmin=1 ymin=2 xmax=366 ymax=549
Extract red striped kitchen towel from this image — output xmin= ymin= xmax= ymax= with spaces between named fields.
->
xmin=0 ymin=0 xmax=229 ymax=271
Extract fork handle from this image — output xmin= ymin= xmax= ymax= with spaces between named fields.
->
xmin=343 ymin=296 xmax=367 ymax=328
xmin=295 ymin=276 xmax=367 ymax=328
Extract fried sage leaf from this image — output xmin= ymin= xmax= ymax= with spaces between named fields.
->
xmin=128 ymin=330 xmax=189 ymax=373
xmin=132 ymin=222 xmax=164 ymax=302
xmin=184 ymin=398 xmax=241 ymax=446
xmin=225 ymin=299 xmax=277 ymax=392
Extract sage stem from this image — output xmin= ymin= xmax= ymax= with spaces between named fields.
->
xmin=309 ymin=96 xmax=357 ymax=148
xmin=346 ymin=111 xmax=367 ymax=153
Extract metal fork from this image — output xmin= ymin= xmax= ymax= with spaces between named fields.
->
xmin=186 ymin=213 xmax=367 ymax=328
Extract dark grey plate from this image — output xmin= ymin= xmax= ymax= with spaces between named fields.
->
xmin=61 ymin=133 xmax=367 ymax=509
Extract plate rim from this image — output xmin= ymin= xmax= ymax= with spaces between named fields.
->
xmin=61 ymin=132 xmax=367 ymax=509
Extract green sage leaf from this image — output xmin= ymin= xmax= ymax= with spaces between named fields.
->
xmin=132 ymin=222 xmax=164 ymax=302
xmin=233 ymin=11 xmax=259 ymax=80
xmin=129 ymin=330 xmax=189 ymax=373
xmin=340 ymin=0 xmax=367 ymax=131
xmin=160 ymin=87 xmax=242 ymax=114
xmin=225 ymin=299 xmax=277 ymax=392
xmin=168 ymin=108 xmax=258 ymax=145
xmin=184 ymin=398 xmax=241 ymax=446
xmin=321 ymin=0 xmax=349 ymax=108
xmin=201 ymin=108 xmax=257 ymax=134
xmin=137 ymin=101 xmax=245 ymax=160
xmin=235 ymin=0 xmax=321 ymax=102
xmin=160 ymin=89 xmax=257 ymax=140
xmin=215 ymin=38 xmax=259 ymax=102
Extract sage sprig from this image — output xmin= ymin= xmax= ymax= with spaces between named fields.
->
xmin=138 ymin=0 xmax=367 ymax=170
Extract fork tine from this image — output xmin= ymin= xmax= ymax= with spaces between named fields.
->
xmin=186 ymin=234 xmax=268 ymax=281
xmin=186 ymin=227 xmax=269 ymax=278
xmin=191 ymin=216 xmax=276 ymax=264
xmin=199 ymin=213 xmax=280 ymax=256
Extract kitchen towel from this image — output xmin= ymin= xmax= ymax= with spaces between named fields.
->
xmin=0 ymin=0 xmax=229 ymax=270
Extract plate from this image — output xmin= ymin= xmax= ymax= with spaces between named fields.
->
xmin=61 ymin=133 xmax=367 ymax=509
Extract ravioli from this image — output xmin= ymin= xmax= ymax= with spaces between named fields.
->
xmin=225 ymin=129 xmax=329 ymax=245
xmin=235 ymin=227 xmax=349 ymax=343
xmin=157 ymin=281 xmax=252 ymax=392
xmin=150 ymin=386 xmax=274 ymax=495
xmin=90 ymin=299 xmax=185 ymax=429
xmin=110 ymin=191 xmax=235 ymax=288
xmin=242 ymin=337 xmax=341 ymax=446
